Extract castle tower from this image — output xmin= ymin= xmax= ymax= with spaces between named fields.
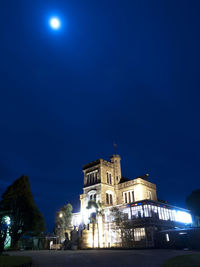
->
xmin=110 ymin=154 xmax=121 ymax=185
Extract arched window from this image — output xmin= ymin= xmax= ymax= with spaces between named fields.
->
xmin=106 ymin=190 xmax=113 ymax=205
xmin=88 ymin=190 xmax=97 ymax=202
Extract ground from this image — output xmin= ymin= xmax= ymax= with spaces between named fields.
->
xmin=0 ymin=255 xmax=31 ymax=267
xmin=162 ymin=253 xmax=200 ymax=267
xmin=8 ymin=249 xmax=200 ymax=267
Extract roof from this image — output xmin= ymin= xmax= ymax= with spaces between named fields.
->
xmin=83 ymin=159 xmax=101 ymax=170
xmin=136 ymin=174 xmax=149 ymax=181
xmin=119 ymin=176 xmax=130 ymax=183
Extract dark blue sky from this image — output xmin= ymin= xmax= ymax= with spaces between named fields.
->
xmin=1 ymin=0 xmax=200 ymax=231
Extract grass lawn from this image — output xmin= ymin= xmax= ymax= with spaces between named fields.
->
xmin=162 ymin=254 xmax=200 ymax=267
xmin=0 ymin=255 xmax=32 ymax=267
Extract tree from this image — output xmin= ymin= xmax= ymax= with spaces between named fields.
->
xmin=186 ymin=189 xmax=200 ymax=223
xmin=110 ymin=207 xmax=134 ymax=247
xmin=87 ymin=200 xmax=104 ymax=248
xmin=0 ymin=175 xmax=45 ymax=249
xmin=55 ymin=203 xmax=72 ymax=243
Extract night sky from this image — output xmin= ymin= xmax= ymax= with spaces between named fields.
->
xmin=1 ymin=0 xmax=200 ymax=231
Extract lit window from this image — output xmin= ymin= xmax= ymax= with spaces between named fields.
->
xmin=166 ymin=233 xmax=170 ymax=242
xmin=134 ymin=228 xmax=145 ymax=241
xmin=144 ymin=205 xmax=150 ymax=217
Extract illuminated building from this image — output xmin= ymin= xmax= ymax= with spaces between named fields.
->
xmin=71 ymin=155 xmax=192 ymax=248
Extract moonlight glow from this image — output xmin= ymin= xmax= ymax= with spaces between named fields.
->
xmin=50 ymin=17 xmax=61 ymax=29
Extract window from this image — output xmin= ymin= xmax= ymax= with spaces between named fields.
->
xmin=94 ymin=172 xmax=97 ymax=183
xmin=125 ymin=192 xmax=127 ymax=203
xmin=132 ymin=191 xmax=135 ymax=202
xmin=123 ymin=190 xmax=134 ymax=203
xmin=143 ymin=205 xmax=150 ymax=217
xmin=131 ymin=206 xmax=144 ymax=218
xmin=86 ymin=174 xmax=89 ymax=185
xmin=106 ymin=193 xmax=109 ymax=204
xmin=128 ymin=192 xmax=131 ymax=203
xmin=107 ymin=172 xmax=112 ymax=185
xmin=134 ymin=228 xmax=145 ymax=241
xmin=147 ymin=191 xmax=152 ymax=200
xmin=110 ymin=194 xmax=113 ymax=205
xmin=166 ymin=233 xmax=170 ymax=242
xmin=86 ymin=171 xmax=98 ymax=186
xmin=106 ymin=193 xmax=113 ymax=205
xmin=109 ymin=173 xmax=112 ymax=185
xmin=88 ymin=191 xmax=97 ymax=202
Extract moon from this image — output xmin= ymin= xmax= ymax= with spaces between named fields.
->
xmin=50 ymin=17 xmax=61 ymax=30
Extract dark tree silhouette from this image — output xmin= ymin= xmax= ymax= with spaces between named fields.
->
xmin=186 ymin=189 xmax=200 ymax=217
xmin=0 ymin=175 xmax=45 ymax=249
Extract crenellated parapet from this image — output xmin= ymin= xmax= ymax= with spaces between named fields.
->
xmin=118 ymin=178 xmax=156 ymax=190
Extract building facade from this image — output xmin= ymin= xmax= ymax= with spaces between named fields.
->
xmin=71 ymin=155 xmax=192 ymax=248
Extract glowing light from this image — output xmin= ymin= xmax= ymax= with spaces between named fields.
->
xmin=50 ymin=17 xmax=61 ymax=29
xmin=81 ymin=206 xmax=96 ymax=225
xmin=98 ymin=216 xmax=103 ymax=248
xmin=5 ymin=216 xmax=10 ymax=225
xmin=88 ymin=207 xmax=96 ymax=216
xmin=81 ymin=208 xmax=89 ymax=224
xmin=175 ymin=210 xmax=192 ymax=224
xmin=166 ymin=233 xmax=170 ymax=242
xmin=72 ymin=213 xmax=82 ymax=226
xmin=87 ymin=223 xmax=98 ymax=248
xmin=59 ymin=212 xmax=63 ymax=218
xmin=3 ymin=216 xmax=11 ymax=249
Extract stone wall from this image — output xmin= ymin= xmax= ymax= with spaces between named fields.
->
xmin=117 ymin=178 xmax=157 ymax=204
